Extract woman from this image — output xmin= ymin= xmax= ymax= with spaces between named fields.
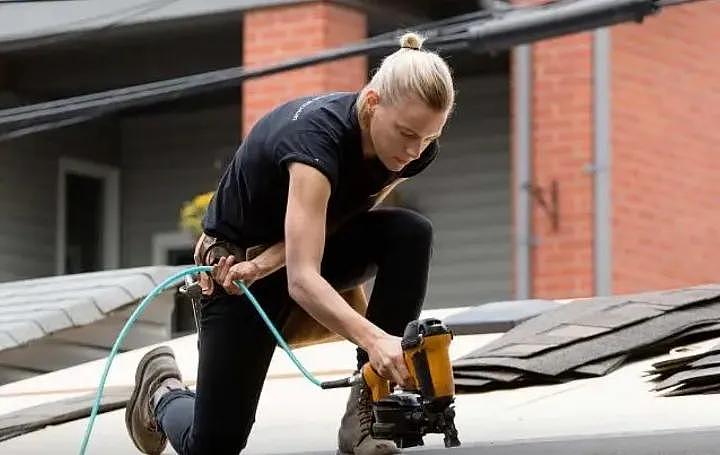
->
xmin=125 ymin=32 xmax=455 ymax=455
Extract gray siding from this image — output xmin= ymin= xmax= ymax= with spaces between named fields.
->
xmin=119 ymin=106 xmax=240 ymax=267
xmin=1 ymin=21 xmax=243 ymax=277
xmin=399 ymin=74 xmax=512 ymax=309
xmin=0 ymin=119 xmax=120 ymax=282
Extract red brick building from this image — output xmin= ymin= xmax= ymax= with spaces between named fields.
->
xmin=524 ymin=3 xmax=720 ymax=299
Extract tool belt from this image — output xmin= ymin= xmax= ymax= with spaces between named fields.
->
xmin=193 ymin=233 xmax=367 ymax=349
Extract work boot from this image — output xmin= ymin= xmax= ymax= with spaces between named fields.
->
xmin=125 ymin=346 xmax=185 ymax=455
xmin=337 ymin=375 xmax=400 ymax=455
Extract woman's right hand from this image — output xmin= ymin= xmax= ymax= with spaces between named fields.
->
xmin=366 ymin=333 xmax=412 ymax=388
xmin=211 ymin=255 xmax=261 ymax=295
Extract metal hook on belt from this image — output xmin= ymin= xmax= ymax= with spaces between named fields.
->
xmin=179 ymin=274 xmax=203 ymax=345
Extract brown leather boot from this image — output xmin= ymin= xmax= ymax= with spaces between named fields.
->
xmin=337 ymin=375 xmax=400 ymax=455
xmin=125 ymin=346 xmax=184 ymax=455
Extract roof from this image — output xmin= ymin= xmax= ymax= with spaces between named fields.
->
xmin=0 ymin=0 xmax=302 ymax=50
xmin=0 ymin=266 xmax=189 ymax=384
xmin=2 ymin=304 xmax=720 ymax=454
xmin=0 ymin=266 xmax=185 ymax=352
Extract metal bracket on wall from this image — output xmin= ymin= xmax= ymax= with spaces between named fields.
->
xmin=524 ymin=180 xmax=559 ymax=232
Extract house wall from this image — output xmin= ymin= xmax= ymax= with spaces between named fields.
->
xmin=401 ymin=74 xmax=512 ymax=308
xmin=0 ymin=23 xmax=243 ymax=278
xmin=0 ymin=121 xmax=120 ymax=282
xmin=242 ymin=1 xmax=367 ymax=135
xmin=119 ymin=106 xmax=239 ymax=267
xmin=516 ymin=1 xmax=720 ymax=299
xmin=611 ymin=2 xmax=720 ymax=293
xmin=526 ymin=32 xmax=595 ymax=299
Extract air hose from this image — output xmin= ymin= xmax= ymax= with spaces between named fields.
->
xmin=78 ymin=265 xmax=354 ymax=454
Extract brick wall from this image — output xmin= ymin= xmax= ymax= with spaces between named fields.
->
xmin=529 ymin=33 xmax=595 ymax=298
xmin=611 ymin=3 xmax=720 ymax=293
xmin=242 ymin=2 xmax=367 ymax=136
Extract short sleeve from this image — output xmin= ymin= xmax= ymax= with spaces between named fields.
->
xmin=275 ymin=129 xmax=341 ymax=191
xmin=399 ymin=141 xmax=438 ymax=178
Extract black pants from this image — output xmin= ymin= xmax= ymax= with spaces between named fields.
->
xmin=155 ymin=207 xmax=433 ymax=455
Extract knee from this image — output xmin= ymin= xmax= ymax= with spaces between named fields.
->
xmin=385 ymin=208 xmax=433 ymax=249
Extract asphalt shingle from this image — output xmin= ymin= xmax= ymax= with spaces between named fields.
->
xmin=454 ymin=284 xmax=720 ymax=391
xmin=0 ymin=266 xmax=184 ymax=352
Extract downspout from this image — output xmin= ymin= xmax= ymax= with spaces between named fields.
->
xmin=513 ymin=44 xmax=532 ymax=299
xmin=593 ymin=28 xmax=612 ymax=295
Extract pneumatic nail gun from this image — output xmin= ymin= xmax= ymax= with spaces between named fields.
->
xmin=324 ymin=318 xmax=460 ymax=449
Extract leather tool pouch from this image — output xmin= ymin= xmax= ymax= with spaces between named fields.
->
xmin=193 ymin=233 xmax=367 ymax=348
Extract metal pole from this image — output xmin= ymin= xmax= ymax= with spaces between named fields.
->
xmin=513 ymin=45 xmax=533 ymax=299
xmin=593 ymin=28 xmax=612 ymax=295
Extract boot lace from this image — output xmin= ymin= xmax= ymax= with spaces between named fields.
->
xmin=357 ymin=384 xmax=374 ymax=437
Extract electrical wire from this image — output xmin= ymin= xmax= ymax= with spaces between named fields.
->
xmin=0 ymin=0 xmax=675 ymax=141
xmin=656 ymin=0 xmax=715 ymax=6
xmin=0 ymin=10 xmax=490 ymax=121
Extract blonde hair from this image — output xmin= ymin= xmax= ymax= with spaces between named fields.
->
xmin=357 ymin=32 xmax=455 ymax=121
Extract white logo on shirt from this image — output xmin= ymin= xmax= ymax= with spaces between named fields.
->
xmin=292 ymin=93 xmax=337 ymax=121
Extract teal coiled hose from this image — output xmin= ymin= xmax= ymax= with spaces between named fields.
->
xmin=78 ymin=265 xmax=326 ymax=454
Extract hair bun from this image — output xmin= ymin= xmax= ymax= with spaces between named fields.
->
xmin=400 ymin=32 xmax=424 ymax=50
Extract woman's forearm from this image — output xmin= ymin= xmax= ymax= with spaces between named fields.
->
xmin=248 ymin=241 xmax=286 ymax=279
xmin=248 ymin=242 xmax=370 ymax=310
xmin=289 ymin=270 xmax=383 ymax=350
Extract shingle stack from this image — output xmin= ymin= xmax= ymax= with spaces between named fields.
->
xmin=452 ymin=285 xmax=720 ymax=392
xmin=646 ymin=340 xmax=720 ymax=396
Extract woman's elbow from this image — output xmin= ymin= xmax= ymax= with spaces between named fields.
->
xmin=287 ymin=268 xmax=314 ymax=303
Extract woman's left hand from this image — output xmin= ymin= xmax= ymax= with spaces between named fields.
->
xmin=212 ymin=256 xmax=262 ymax=295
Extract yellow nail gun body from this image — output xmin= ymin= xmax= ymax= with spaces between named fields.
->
xmin=335 ymin=318 xmax=461 ymax=449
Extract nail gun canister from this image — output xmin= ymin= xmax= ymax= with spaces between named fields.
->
xmin=401 ymin=318 xmax=455 ymax=406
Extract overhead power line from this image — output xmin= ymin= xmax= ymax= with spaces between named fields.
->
xmin=0 ymin=0 xmax=669 ymax=140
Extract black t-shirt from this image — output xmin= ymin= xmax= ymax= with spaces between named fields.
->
xmin=203 ymin=92 xmax=438 ymax=247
